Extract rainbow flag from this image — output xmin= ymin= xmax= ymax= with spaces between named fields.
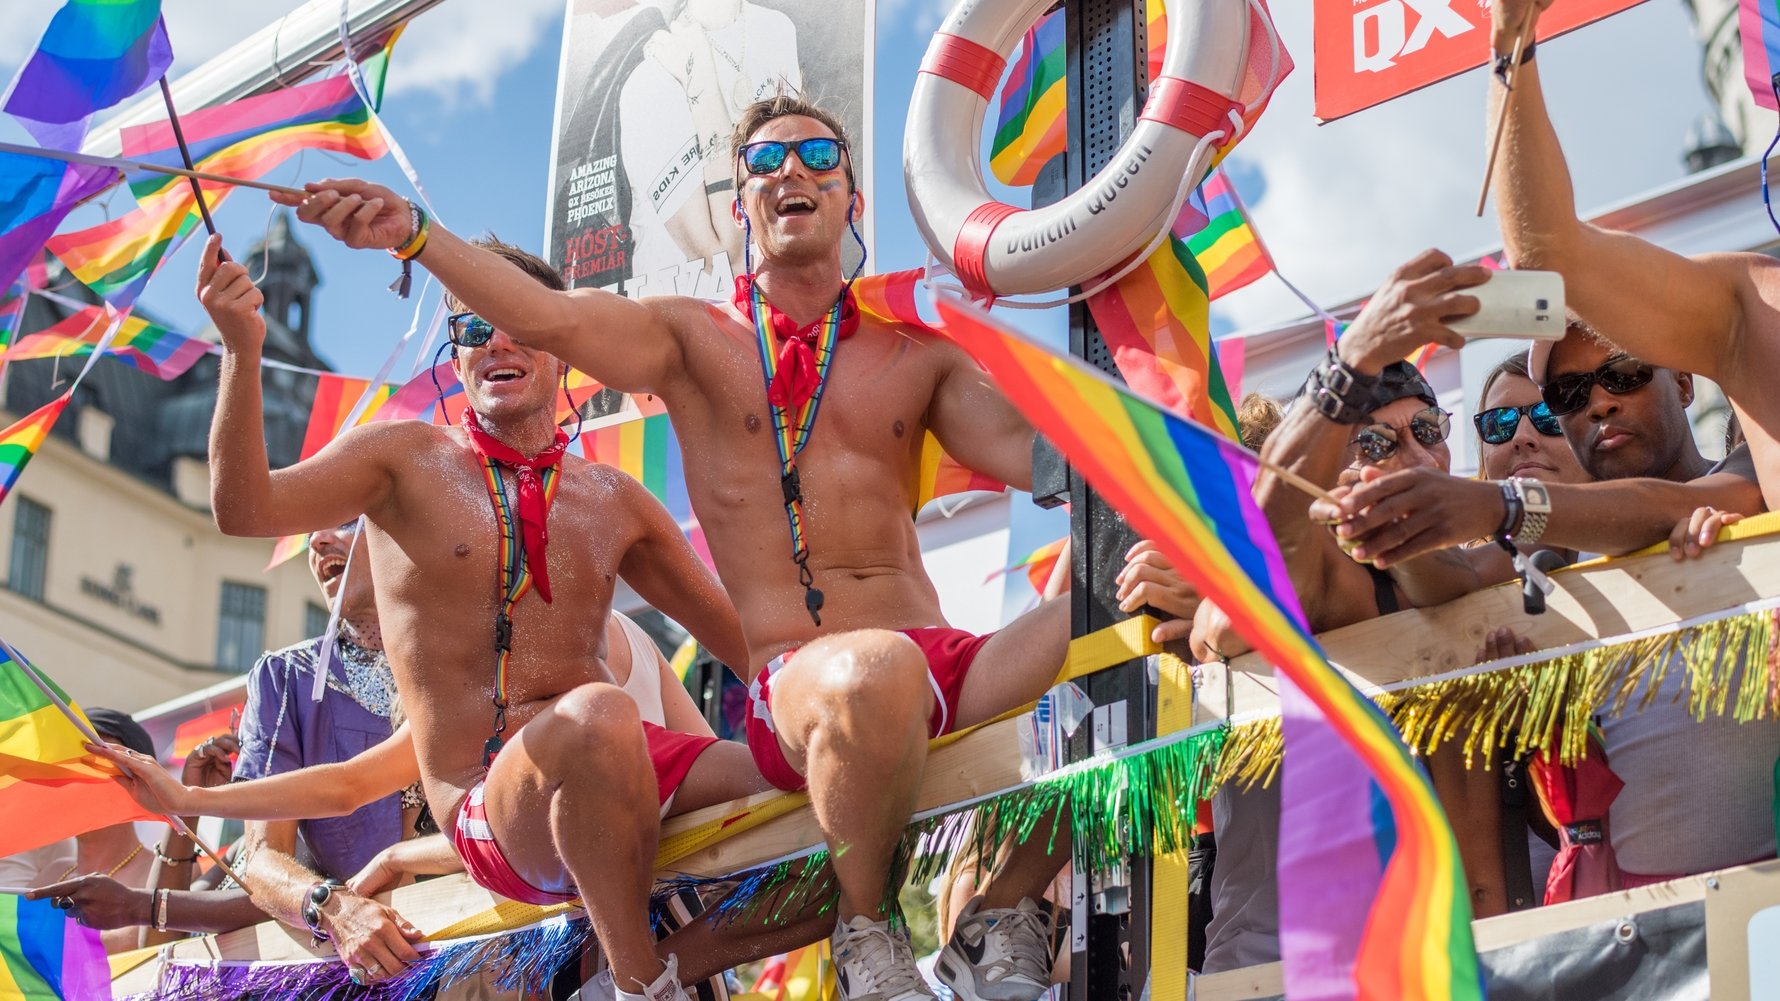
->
xmin=1085 ymin=235 xmax=1239 ymax=439
xmin=989 ymin=11 xmax=1066 ymax=186
xmin=986 ymin=536 xmax=1067 ymax=593
xmin=265 ymin=532 xmax=310 ymax=572
xmin=2 ymin=0 xmax=172 ymax=150
xmin=583 ymin=410 xmax=692 ymax=521
xmin=0 ymin=394 xmax=71 ymax=507
xmin=1740 ymin=0 xmax=1780 ymax=109
xmin=6 ymin=304 xmax=208 ymax=379
xmin=48 ymin=39 xmax=395 ymax=307
xmin=300 ymin=374 xmax=395 ymax=461
xmin=370 ymin=362 xmax=462 ymax=425
xmin=0 ymin=895 xmax=108 ymax=1001
xmin=0 ymin=153 xmax=114 ymax=300
xmin=1183 ymin=170 xmax=1274 ymax=299
xmin=915 ymin=432 xmax=1005 ymax=509
xmin=934 ymin=296 xmax=1482 ymax=1001
xmin=0 ymin=644 xmax=160 ymax=858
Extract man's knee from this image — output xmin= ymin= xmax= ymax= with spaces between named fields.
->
xmin=785 ymin=630 xmax=930 ymax=716
xmin=531 ymin=683 xmax=645 ymax=772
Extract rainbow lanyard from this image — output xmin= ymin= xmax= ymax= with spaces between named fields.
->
xmin=749 ymin=279 xmax=844 ymax=625
xmin=477 ymin=454 xmax=561 ymax=767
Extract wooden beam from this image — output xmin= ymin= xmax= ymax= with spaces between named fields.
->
xmin=1197 ymin=527 xmax=1780 ymax=724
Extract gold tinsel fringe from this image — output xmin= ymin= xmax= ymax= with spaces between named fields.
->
xmin=1216 ymin=608 xmax=1780 ymax=789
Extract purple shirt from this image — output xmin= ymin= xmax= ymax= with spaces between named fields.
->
xmin=233 ymin=636 xmax=403 ymax=881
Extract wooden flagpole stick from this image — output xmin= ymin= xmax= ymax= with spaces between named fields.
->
xmin=0 ymin=140 xmax=306 ymax=197
xmin=156 ymin=78 xmax=221 ymax=237
xmin=3 ymin=645 xmax=251 ymax=889
xmin=1475 ymin=10 xmax=1539 ymax=217
xmin=1255 ymin=454 xmax=1338 ymax=505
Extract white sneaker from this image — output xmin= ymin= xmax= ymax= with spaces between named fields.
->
xmin=934 ymin=897 xmax=1053 ymax=1001
xmin=830 ymin=914 xmax=938 ymax=1001
xmin=579 ymin=953 xmax=691 ymax=1001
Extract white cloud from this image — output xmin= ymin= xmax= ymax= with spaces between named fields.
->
xmin=876 ymin=0 xmax=948 ymax=37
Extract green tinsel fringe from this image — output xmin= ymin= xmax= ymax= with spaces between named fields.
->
xmin=1217 ymin=607 xmax=1780 ymax=789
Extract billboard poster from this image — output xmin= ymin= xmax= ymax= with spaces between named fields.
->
xmin=544 ymin=0 xmax=874 ymax=299
xmin=1313 ymin=0 xmax=1645 ymax=121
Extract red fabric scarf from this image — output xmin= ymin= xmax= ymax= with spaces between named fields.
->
xmin=463 ymin=409 xmax=570 ymax=603
xmin=733 ymin=274 xmax=861 ymax=412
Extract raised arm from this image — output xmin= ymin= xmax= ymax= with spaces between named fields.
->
xmin=1489 ymin=0 xmax=1744 ymax=377
xmin=927 ymin=343 xmax=1037 ymax=492
xmin=88 ymin=724 xmax=419 ymax=823
xmin=271 ymin=179 xmax=689 ymax=395
xmin=200 ymin=236 xmax=406 ymax=537
xmin=615 ymin=477 xmax=750 ymax=670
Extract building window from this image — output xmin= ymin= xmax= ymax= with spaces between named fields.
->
xmin=9 ymin=497 xmax=50 ymax=601
xmin=216 ymin=582 xmax=267 ymax=672
xmin=304 ymin=601 xmax=330 ymax=639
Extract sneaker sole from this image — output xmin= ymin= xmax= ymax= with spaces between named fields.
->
xmin=933 ymin=948 xmax=1047 ymax=1001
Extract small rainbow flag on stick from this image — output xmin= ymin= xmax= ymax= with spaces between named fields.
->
xmin=6 ymin=304 xmax=209 ymax=379
xmin=2 ymin=0 xmax=172 ymax=151
xmin=0 ymin=394 xmax=71 ymax=506
xmin=1183 ymin=170 xmax=1275 ymax=300
xmin=0 ymin=895 xmax=108 ymax=1001
xmin=934 ymin=296 xmax=1482 ymax=1001
xmin=265 ymin=532 xmax=310 ymax=572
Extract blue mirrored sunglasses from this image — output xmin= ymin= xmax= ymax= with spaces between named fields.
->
xmin=738 ymin=137 xmax=845 ymax=175
xmin=447 ymin=311 xmax=495 ymax=348
xmin=1474 ymin=402 xmax=1562 ymax=445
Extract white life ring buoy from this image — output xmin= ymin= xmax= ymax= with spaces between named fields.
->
xmin=904 ymin=0 xmax=1250 ymax=299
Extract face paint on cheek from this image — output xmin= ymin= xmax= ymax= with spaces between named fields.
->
xmin=816 ymin=179 xmax=845 ymax=193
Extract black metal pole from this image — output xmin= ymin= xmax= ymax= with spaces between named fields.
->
xmin=157 ymin=77 xmax=220 ymax=237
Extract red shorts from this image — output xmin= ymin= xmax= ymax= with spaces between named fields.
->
xmin=744 ymin=627 xmax=995 ymax=792
xmin=450 ymin=720 xmax=716 ymax=906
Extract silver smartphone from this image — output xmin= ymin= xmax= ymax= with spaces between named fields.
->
xmin=1446 ymin=269 xmax=1565 ymax=340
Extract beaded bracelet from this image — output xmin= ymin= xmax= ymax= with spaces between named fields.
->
xmin=153 ymin=842 xmax=199 ymax=866
xmin=387 ymin=200 xmax=430 ymax=299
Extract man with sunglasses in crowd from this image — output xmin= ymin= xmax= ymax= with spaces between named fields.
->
xmin=1310 ymin=315 xmax=1775 ymax=896
xmin=186 ymin=231 xmax=786 ymax=1001
xmin=273 ymin=94 xmax=1081 ymax=1001
xmin=1485 ymin=0 xmax=1780 ymax=509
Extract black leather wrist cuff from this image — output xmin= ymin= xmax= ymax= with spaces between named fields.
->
xmin=1304 ymin=348 xmax=1378 ymax=424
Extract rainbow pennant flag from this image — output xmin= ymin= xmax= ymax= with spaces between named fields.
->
xmin=1085 ymin=235 xmax=1239 ymax=439
xmin=989 ymin=11 xmax=1066 ymax=186
xmin=1183 ymin=169 xmax=1275 ymax=300
xmin=6 ymin=304 xmax=208 ymax=379
xmin=2 ymin=0 xmax=172 ymax=151
xmin=48 ymin=37 xmax=396 ymax=307
xmin=934 ymin=296 xmax=1482 ymax=1001
xmin=265 ymin=532 xmax=310 ymax=572
xmin=1740 ymin=0 xmax=1780 ymax=109
xmin=583 ymin=410 xmax=692 ymax=521
xmin=0 ymin=394 xmax=71 ymax=507
xmin=299 ymin=373 xmax=396 ymax=461
xmin=985 ymin=536 xmax=1067 ymax=593
xmin=0 ymin=895 xmax=108 ymax=1001
xmin=0 ymin=642 xmax=161 ymax=859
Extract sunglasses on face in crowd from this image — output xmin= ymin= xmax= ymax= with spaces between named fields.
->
xmin=1540 ymin=354 xmax=1656 ymax=416
xmin=1473 ymin=401 xmax=1563 ymax=445
xmin=447 ymin=311 xmax=496 ymax=348
xmin=1351 ymin=407 xmax=1452 ymax=463
xmin=738 ymin=137 xmax=846 ymax=176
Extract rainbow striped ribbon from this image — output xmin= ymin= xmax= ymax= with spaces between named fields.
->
xmin=477 ymin=455 xmax=560 ymax=763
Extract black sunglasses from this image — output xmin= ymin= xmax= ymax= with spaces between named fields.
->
xmin=447 ymin=311 xmax=495 ymax=348
xmin=1541 ymin=355 xmax=1655 ymax=416
xmin=1351 ymin=407 xmax=1451 ymax=463
xmin=1474 ymin=402 xmax=1563 ymax=445
xmin=738 ymin=137 xmax=846 ymax=176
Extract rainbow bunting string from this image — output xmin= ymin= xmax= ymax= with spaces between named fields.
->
xmin=1085 ymin=235 xmax=1239 ymax=439
xmin=989 ymin=11 xmax=1066 ymax=186
xmin=0 ymin=394 xmax=71 ymax=507
xmin=0 ymin=895 xmax=109 ymax=1001
xmin=2 ymin=0 xmax=173 ymax=150
xmin=1739 ymin=0 xmax=1780 ymax=110
xmin=0 ymin=642 xmax=160 ymax=859
xmin=934 ymin=296 xmax=1482 ymax=1001
xmin=49 ymin=43 xmax=395 ymax=307
xmin=6 ymin=305 xmax=208 ymax=380
xmin=1184 ymin=170 xmax=1275 ymax=300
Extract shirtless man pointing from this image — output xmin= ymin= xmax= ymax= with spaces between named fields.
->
xmin=278 ymin=96 xmax=1079 ymax=1001
xmin=193 ymin=233 xmax=769 ymax=1001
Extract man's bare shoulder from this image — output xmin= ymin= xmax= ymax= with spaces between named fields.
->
xmin=327 ymin=418 xmax=462 ymax=469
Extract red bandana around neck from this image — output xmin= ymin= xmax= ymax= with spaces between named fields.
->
xmin=462 ymin=409 xmax=570 ymax=603
xmin=733 ymin=274 xmax=861 ymax=411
